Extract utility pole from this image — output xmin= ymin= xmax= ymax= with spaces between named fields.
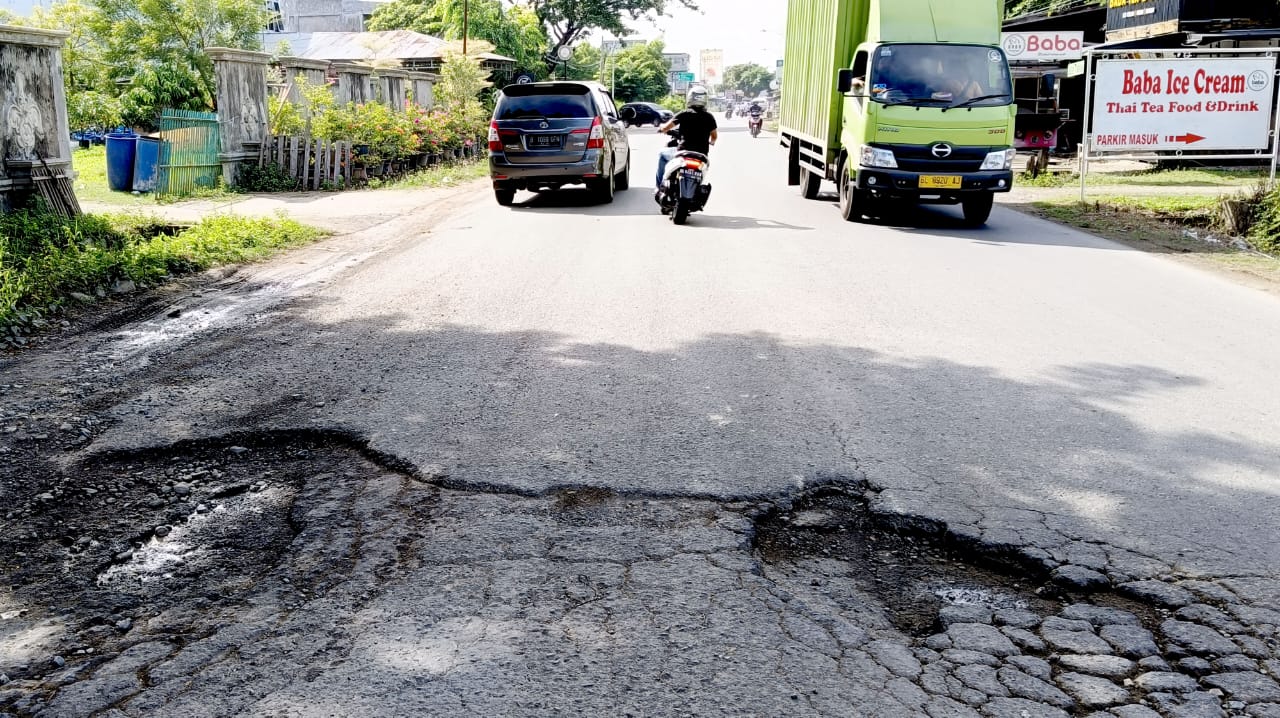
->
xmin=462 ymin=0 xmax=469 ymax=55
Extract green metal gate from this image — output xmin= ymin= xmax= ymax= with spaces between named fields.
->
xmin=157 ymin=109 xmax=221 ymax=197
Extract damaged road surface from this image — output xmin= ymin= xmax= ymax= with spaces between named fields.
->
xmin=5 ymin=130 xmax=1280 ymax=716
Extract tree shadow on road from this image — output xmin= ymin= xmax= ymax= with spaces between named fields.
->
xmin=78 ymin=304 xmax=1280 ymax=580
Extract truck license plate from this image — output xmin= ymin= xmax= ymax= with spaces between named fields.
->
xmin=919 ymin=175 xmax=962 ymax=189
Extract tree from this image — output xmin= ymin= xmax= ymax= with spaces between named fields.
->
xmin=608 ymin=40 xmax=669 ymax=103
xmin=523 ymin=0 xmax=697 ymax=71
xmin=369 ymin=0 xmax=549 ymax=78
xmin=23 ymin=0 xmax=107 ymax=92
xmin=563 ymin=43 xmax=603 ymax=82
xmin=722 ymin=63 xmax=772 ymax=97
xmin=67 ymin=90 xmax=124 ymax=131
xmin=437 ymin=50 xmax=491 ymax=123
xmin=90 ymin=0 xmax=267 ymax=118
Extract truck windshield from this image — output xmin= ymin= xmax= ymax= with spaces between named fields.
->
xmin=869 ymin=44 xmax=1012 ymax=108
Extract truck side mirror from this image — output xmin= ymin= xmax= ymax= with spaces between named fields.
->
xmin=837 ymin=69 xmax=855 ymax=94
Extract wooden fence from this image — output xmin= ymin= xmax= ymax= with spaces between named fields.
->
xmin=158 ymin=109 xmax=221 ymax=198
xmin=259 ymin=136 xmax=353 ymax=190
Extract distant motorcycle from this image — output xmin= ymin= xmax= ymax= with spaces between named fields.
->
xmin=656 ymin=130 xmax=711 ymax=226
xmin=748 ymin=113 xmax=763 ymax=138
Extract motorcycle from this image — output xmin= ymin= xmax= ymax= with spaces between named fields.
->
xmin=748 ymin=113 xmax=763 ymax=138
xmin=656 ymin=130 xmax=711 ymax=226
xmin=725 ymin=106 xmax=734 ymax=119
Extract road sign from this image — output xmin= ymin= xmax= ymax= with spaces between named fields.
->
xmin=1090 ymin=56 xmax=1277 ymax=152
xmin=676 ymin=72 xmax=695 ymax=82
xmin=1002 ymin=31 xmax=1085 ymax=62
xmin=556 ymin=46 xmax=574 ymax=61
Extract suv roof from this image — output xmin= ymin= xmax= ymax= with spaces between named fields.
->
xmin=501 ymin=80 xmax=607 ymax=94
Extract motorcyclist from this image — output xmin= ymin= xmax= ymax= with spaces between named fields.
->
xmin=655 ymin=85 xmax=719 ymax=190
xmin=748 ymin=101 xmax=763 ymax=118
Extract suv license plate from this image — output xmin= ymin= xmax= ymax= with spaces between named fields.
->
xmin=919 ymin=175 xmax=962 ymax=189
xmin=528 ymin=135 xmax=562 ymax=148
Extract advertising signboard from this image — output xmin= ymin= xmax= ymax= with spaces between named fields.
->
xmin=1106 ymin=0 xmax=1180 ymax=41
xmin=664 ymin=53 xmax=690 ymax=73
xmin=700 ymin=49 xmax=724 ymax=85
xmin=1002 ymin=31 xmax=1085 ymax=62
xmin=1090 ymin=56 xmax=1277 ymax=152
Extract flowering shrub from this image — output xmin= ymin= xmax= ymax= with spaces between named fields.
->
xmin=308 ymin=100 xmax=486 ymax=164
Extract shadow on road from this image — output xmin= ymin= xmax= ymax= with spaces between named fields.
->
xmin=77 ymin=297 xmax=1280 ymax=580
xmin=688 ymin=215 xmax=814 ymax=231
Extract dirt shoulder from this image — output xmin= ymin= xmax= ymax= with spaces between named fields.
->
xmin=1001 ymin=178 xmax=1280 ymax=299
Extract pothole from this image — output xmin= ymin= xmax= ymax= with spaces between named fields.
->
xmin=0 ymin=430 xmax=433 ymax=687
xmin=753 ymin=486 xmax=1280 ymax=717
xmin=754 ymin=486 xmax=1062 ymax=636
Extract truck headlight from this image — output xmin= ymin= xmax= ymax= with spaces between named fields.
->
xmin=981 ymin=149 xmax=1016 ymax=171
xmin=860 ymin=146 xmax=898 ymax=169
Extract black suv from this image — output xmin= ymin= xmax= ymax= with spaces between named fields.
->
xmin=488 ymin=82 xmax=632 ymax=205
xmin=620 ymin=102 xmax=673 ymax=127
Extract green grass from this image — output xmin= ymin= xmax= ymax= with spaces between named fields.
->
xmin=0 ymin=208 xmax=323 ymax=327
xmin=364 ymin=159 xmax=488 ymax=190
xmin=1095 ymin=168 xmax=1267 ymax=188
xmin=71 ymin=146 xmax=155 ymax=208
xmin=72 ymin=145 xmax=235 ymax=206
xmin=1018 ymin=167 xmax=1269 ymax=190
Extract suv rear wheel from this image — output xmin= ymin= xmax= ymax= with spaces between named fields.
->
xmin=591 ymin=169 xmax=615 ymax=204
xmin=495 ymin=188 xmax=516 ymax=206
xmin=614 ymin=153 xmax=630 ymax=191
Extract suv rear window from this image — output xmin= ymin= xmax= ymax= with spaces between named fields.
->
xmin=496 ymin=85 xmax=596 ymax=120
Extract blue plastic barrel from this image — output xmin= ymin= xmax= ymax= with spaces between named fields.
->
xmin=105 ymin=133 xmax=137 ymax=192
xmin=132 ymin=137 xmax=161 ymax=193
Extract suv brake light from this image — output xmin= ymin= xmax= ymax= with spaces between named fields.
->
xmin=488 ymin=121 xmax=502 ymax=152
xmin=587 ymin=117 xmax=604 ymax=149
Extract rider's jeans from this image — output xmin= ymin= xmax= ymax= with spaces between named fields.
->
xmin=656 ymin=148 xmax=679 ymax=188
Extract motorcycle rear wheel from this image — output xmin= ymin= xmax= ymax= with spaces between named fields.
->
xmin=672 ymin=200 xmax=690 ymax=225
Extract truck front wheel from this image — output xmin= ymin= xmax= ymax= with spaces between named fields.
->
xmin=961 ymin=194 xmax=994 ymax=227
xmin=838 ymin=162 xmax=863 ymax=222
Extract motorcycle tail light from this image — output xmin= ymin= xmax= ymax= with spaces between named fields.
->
xmin=684 ymin=159 xmax=703 ymax=169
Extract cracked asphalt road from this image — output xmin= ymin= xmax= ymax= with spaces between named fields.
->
xmin=3 ymin=120 xmax=1280 ymax=716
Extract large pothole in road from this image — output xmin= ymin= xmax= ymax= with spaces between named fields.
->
xmin=0 ymin=431 xmax=431 ymax=687
xmin=754 ymin=487 xmax=1280 ymax=717
xmin=755 ymin=487 xmax=1065 ymax=636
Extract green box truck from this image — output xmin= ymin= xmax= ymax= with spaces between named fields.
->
xmin=779 ymin=0 xmax=1016 ymax=226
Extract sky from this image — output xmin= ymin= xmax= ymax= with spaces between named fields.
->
xmin=0 ymin=0 xmax=790 ymax=72
xmin=0 ymin=0 xmax=39 ymax=16
xmin=591 ymin=0 xmax=789 ymax=70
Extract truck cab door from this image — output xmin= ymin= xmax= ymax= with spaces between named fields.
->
xmin=842 ymin=48 xmax=872 ymax=149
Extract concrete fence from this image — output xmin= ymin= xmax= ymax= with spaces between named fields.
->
xmin=0 ymin=24 xmax=72 ymax=212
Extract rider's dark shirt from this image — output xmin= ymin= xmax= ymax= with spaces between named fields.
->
xmin=674 ymin=109 xmax=717 ymax=155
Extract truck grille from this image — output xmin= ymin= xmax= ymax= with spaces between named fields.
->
xmin=886 ymin=144 xmax=995 ymax=174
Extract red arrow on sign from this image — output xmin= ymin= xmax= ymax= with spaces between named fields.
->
xmin=1172 ymin=133 xmax=1205 ymax=144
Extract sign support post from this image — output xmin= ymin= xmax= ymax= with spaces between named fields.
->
xmin=1080 ymin=50 xmax=1094 ymax=203
xmin=1271 ymin=80 xmax=1280 ymax=185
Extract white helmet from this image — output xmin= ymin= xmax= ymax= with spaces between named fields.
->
xmin=686 ymin=85 xmax=709 ymax=109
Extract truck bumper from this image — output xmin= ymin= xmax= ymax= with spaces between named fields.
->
xmin=855 ymin=169 xmax=1013 ymax=202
